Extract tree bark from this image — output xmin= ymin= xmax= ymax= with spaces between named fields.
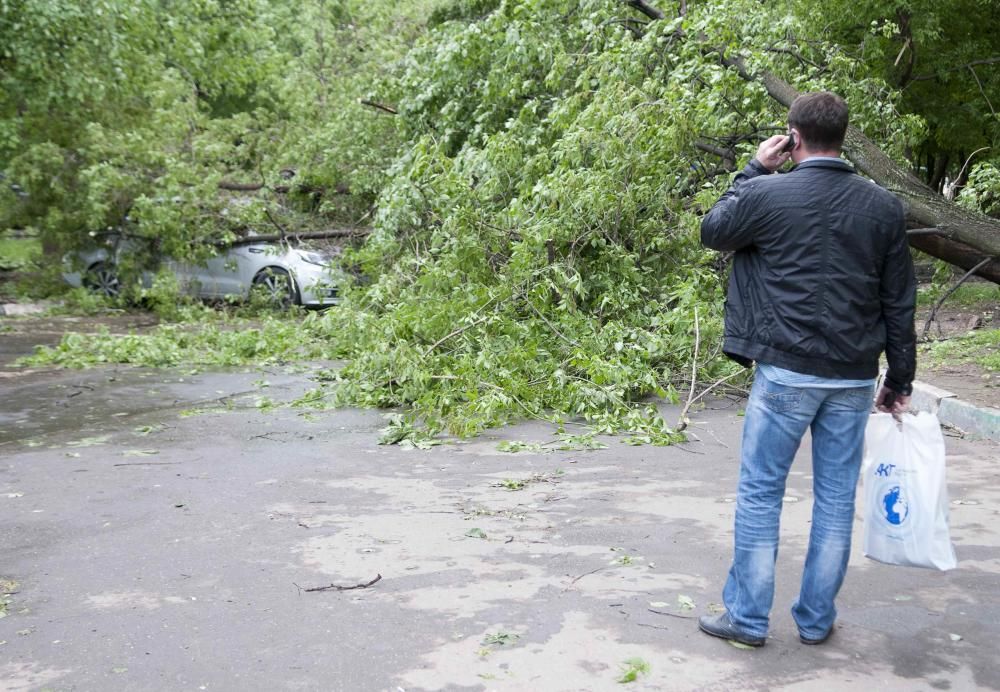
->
xmin=217 ymin=181 xmax=350 ymax=196
xmin=624 ymin=0 xmax=1000 ymax=283
xmin=719 ymin=54 xmax=1000 ymax=281
xmin=622 ymin=0 xmax=665 ymax=21
xmin=223 ymin=228 xmax=371 ymax=247
xmin=218 ymin=181 xmax=265 ymax=192
xmin=359 ymin=99 xmax=398 ymax=115
xmin=907 ymin=233 xmax=1000 ymax=284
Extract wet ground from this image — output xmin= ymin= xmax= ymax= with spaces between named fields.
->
xmin=2 ymin=355 xmax=999 ymax=691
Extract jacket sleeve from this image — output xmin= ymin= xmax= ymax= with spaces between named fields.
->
xmin=879 ymin=200 xmax=917 ymax=395
xmin=700 ymin=159 xmax=770 ymax=251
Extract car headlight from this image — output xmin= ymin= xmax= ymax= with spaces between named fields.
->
xmin=297 ymin=250 xmax=330 ymax=267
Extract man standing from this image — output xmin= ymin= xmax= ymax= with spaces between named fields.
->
xmin=698 ymin=92 xmax=916 ymax=647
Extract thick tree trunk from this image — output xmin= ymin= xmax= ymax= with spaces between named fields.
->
xmin=690 ymin=54 xmax=994 ymax=282
xmin=755 ymin=70 xmax=1000 ymax=263
xmin=907 ymin=234 xmax=1000 ymax=284
xmin=621 ymin=0 xmax=1000 ymax=283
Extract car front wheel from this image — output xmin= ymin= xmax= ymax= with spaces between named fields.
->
xmin=251 ymin=267 xmax=298 ymax=309
xmin=83 ymin=262 xmax=121 ymax=298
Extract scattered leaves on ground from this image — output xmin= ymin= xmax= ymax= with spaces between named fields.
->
xmin=492 ymin=471 xmax=563 ymax=491
xmin=65 ymin=435 xmax=110 ymax=448
xmin=617 ymin=657 xmax=650 ymax=683
xmin=378 ymin=413 xmax=440 ymax=449
xmin=482 ymin=631 xmax=520 ymax=647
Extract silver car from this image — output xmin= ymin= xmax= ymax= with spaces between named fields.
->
xmin=64 ymin=235 xmax=341 ymax=308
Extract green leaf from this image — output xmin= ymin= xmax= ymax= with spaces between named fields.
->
xmin=617 ymin=657 xmax=650 ymax=683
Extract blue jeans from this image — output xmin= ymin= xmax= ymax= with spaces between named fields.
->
xmin=723 ymin=368 xmax=874 ymax=639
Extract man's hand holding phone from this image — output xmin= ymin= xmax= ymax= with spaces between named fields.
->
xmin=754 ymin=133 xmax=794 ymax=172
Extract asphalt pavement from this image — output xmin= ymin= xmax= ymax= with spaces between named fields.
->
xmin=1 ymin=364 xmax=999 ymax=691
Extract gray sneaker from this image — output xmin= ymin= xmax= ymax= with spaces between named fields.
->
xmin=799 ymin=628 xmax=833 ymax=645
xmin=698 ymin=612 xmax=766 ymax=647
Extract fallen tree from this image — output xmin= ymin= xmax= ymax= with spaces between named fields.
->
xmin=753 ymin=65 xmax=1000 ymax=283
xmin=625 ymin=0 xmax=1000 ymax=283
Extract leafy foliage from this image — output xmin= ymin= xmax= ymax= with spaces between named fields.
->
xmin=304 ymin=0 xmax=933 ymax=439
xmin=961 ymin=163 xmax=1000 ymax=218
xmin=19 ymin=313 xmax=329 ymax=368
xmin=5 ymin=0 xmax=999 ymax=442
xmin=0 ymin=0 xmax=437 ymax=264
xmin=921 ymin=328 xmax=1000 ymax=372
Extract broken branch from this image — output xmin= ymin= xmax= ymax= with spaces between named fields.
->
xmin=304 ymin=574 xmax=382 ymax=592
xmin=622 ymin=0 xmax=665 ymax=20
xmin=920 ymin=257 xmax=994 ymax=339
xmin=360 ymin=99 xmax=398 ymax=115
xmin=221 ymin=228 xmax=371 ymax=247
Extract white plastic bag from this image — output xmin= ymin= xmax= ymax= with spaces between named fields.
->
xmin=861 ymin=411 xmax=957 ymax=571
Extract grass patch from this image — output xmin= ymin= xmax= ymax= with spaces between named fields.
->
xmin=0 ymin=234 xmax=41 ymax=271
xmin=917 ymin=282 xmax=1000 ymax=307
xmin=920 ymin=328 xmax=1000 ymax=371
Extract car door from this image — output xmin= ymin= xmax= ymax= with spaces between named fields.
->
xmin=172 ymin=251 xmax=244 ymax=299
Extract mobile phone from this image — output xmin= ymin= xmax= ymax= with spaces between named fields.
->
xmin=781 ymin=131 xmax=796 ymax=153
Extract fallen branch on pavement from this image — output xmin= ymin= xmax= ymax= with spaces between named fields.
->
xmin=648 ymin=608 xmax=697 ymax=620
xmin=304 ymin=574 xmax=382 ymax=592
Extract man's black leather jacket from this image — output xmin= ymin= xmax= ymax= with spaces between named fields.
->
xmin=701 ymin=158 xmax=916 ymax=395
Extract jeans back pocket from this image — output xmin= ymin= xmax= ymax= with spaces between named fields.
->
xmin=762 ymin=390 xmax=802 ymax=413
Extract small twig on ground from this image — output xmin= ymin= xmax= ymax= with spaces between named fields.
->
xmin=113 ymin=462 xmax=182 ymax=467
xmin=677 ymin=314 xmax=748 ymax=432
xmin=688 ymin=422 xmax=731 ymax=449
xmin=565 ymin=566 xmax=605 ymax=589
xmin=250 ymin=431 xmax=289 ymax=442
xmin=921 ymin=257 xmax=993 ymax=339
xmin=686 ymin=370 xmax=746 ymax=411
xmin=686 ymin=308 xmax=700 ymax=414
xmin=635 ymin=621 xmax=671 ymax=631
xmin=304 ymin=574 xmax=382 ymax=593
xmin=675 ymin=309 xmax=701 ymax=433
xmin=648 ymin=608 xmax=697 ymax=620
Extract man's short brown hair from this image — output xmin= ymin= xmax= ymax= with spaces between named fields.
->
xmin=788 ymin=92 xmax=849 ymax=151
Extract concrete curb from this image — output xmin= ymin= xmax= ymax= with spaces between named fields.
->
xmin=911 ymin=379 xmax=1000 ymax=442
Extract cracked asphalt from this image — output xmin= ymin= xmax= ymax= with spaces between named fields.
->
xmin=1 ymin=359 xmax=999 ymax=691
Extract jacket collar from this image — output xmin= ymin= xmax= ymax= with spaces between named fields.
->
xmin=791 ymin=158 xmax=855 ymax=173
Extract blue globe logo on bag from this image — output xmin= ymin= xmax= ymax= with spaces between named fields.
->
xmin=882 ymin=485 xmax=909 ymax=526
